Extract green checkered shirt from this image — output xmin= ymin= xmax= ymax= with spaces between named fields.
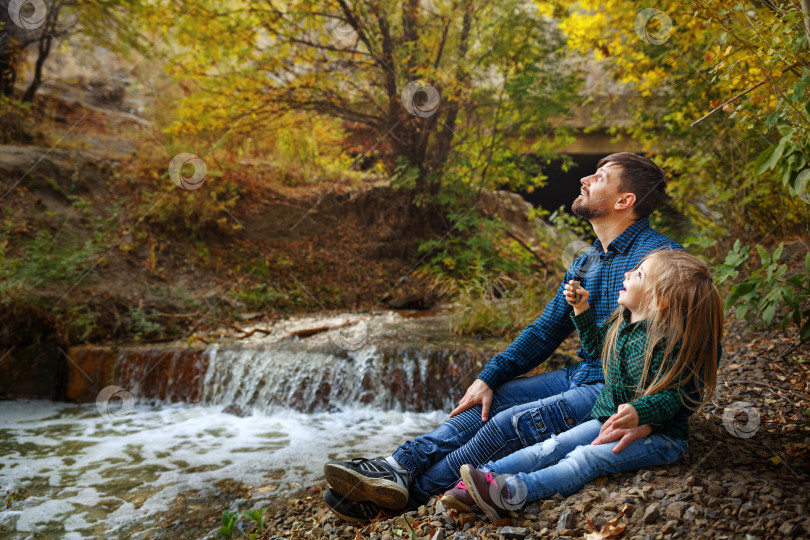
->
xmin=571 ymin=307 xmax=689 ymax=440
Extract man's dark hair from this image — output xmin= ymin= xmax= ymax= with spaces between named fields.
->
xmin=597 ymin=152 xmax=667 ymax=219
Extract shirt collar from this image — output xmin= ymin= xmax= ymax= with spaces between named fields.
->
xmin=593 ymin=217 xmax=651 ymax=255
xmin=620 ymin=307 xmax=647 ymax=329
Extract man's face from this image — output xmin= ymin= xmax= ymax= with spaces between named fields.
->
xmin=572 ymin=162 xmax=623 ymax=220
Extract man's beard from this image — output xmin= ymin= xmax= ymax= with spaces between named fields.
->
xmin=572 ymin=194 xmax=610 ymax=220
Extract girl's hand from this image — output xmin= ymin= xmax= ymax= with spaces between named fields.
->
xmin=564 ymin=280 xmax=589 ymax=314
xmin=600 ymin=404 xmax=639 ymax=432
xmin=592 ymin=423 xmax=652 ymax=453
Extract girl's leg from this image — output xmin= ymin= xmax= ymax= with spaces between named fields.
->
xmin=481 ymin=419 xmax=603 ymax=476
xmin=492 ymin=431 xmax=688 ymax=504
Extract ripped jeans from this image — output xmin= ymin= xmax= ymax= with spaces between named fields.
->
xmin=392 ymin=368 xmax=603 ymax=504
xmin=482 ymin=419 xmax=688 ymax=503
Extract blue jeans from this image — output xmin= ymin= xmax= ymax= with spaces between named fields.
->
xmin=392 ymin=368 xmax=603 ymax=504
xmin=483 ymin=419 xmax=688 ymax=504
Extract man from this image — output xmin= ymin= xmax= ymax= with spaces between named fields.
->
xmin=323 ymin=152 xmax=685 ymax=522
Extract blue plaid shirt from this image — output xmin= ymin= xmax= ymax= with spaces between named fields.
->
xmin=477 ymin=217 xmax=684 ymax=389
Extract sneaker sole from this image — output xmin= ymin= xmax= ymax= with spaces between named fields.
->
xmin=440 ymin=494 xmax=473 ymax=513
xmin=324 ymin=463 xmax=409 ymax=509
xmin=460 ymin=465 xmax=502 ymax=522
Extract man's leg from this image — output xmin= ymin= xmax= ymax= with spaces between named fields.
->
xmin=408 ymin=377 xmax=603 ymax=503
xmin=392 ymin=368 xmax=576 ymax=477
xmin=324 ymin=368 xmax=576 ymax=508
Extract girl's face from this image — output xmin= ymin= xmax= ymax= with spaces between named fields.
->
xmin=618 ymin=258 xmax=652 ymax=314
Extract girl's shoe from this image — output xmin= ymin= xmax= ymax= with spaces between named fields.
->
xmin=459 ymin=464 xmax=524 ymax=521
xmin=440 ymin=480 xmax=475 ymax=512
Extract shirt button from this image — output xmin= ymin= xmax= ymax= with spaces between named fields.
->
xmin=536 ymin=422 xmax=545 ymax=430
xmin=566 ymin=418 xmax=574 ymax=425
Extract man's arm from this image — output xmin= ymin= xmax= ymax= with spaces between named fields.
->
xmin=477 ymin=273 xmax=576 ymax=388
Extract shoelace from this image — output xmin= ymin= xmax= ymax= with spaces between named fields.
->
xmin=455 ymin=472 xmax=497 ymax=491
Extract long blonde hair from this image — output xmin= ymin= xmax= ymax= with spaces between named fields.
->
xmin=600 ymin=250 xmax=723 ymax=409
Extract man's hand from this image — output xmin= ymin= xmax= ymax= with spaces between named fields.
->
xmin=592 ymin=423 xmax=652 ymax=453
xmin=600 ymin=403 xmax=639 ymax=433
xmin=449 ymin=379 xmax=494 ymax=422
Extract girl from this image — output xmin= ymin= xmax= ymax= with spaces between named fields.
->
xmin=443 ymin=250 xmax=723 ymax=521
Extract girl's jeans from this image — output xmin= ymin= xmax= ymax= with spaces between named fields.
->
xmin=483 ymin=419 xmax=688 ymax=504
xmin=392 ymin=368 xmax=604 ymax=504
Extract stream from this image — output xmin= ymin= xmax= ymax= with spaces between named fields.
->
xmin=0 ymin=310 xmax=491 ymax=538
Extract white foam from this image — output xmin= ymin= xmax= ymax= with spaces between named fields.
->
xmin=0 ymin=400 xmax=444 ymax=537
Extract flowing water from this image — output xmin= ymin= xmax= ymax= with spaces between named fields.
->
xmin=0 ymin=310 xmax=491 ymax=539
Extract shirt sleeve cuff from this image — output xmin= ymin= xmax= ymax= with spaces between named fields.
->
xmin=570 ymin=306 xmax=595 ymax=328
xmin=476 ymin=363 xmax=506 ymax=389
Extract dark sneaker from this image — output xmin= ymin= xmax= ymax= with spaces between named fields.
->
xmin=323 ymin=488 xmax=397 ymax=523
xmin=440 ymin=480 xmax=475 ymax=513
xmin=324 ymin=457 xmax=411 ymax=509
xmin=459 ymin=464 xmax=526 ymax=521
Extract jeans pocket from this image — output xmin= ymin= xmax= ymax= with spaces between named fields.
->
xmin=512 ymin=408 xmax=550 ymax=448
xmin=553 ymin=399 xmax=578 ymax=432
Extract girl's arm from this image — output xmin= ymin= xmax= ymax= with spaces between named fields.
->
xmin=564 ymin=281 xmax=606 ymax=358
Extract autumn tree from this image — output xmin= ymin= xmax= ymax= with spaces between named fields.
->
xmin=162 ymin=0 xmax=581 ymax=205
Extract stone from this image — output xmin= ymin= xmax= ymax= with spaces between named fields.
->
xmin=557 ymin=510 xmax=575 ymax=531
xmin=456 ymin=513 xmax=476 ymax=527
xmin=666 ymin=502 xmax=684 ymax=520
xmin=652 ymin=490 xmax=665 ymax=500
xmin=707 ymin=484 xmax=723 ymax=498
xmin=498 ymin=527 xmax=529 ymax=539
xmin=641 ymin=471 xmax=654 ymax=481
xmin=685 ymin=476 xmax=696 ymax=486
xmin=381 ymin=533 xmax=392 ymax=540
xmin=592 ymin=516 xmax=607 ymax=530
xmin=683 ymin=506 xmax=698 ymax=522
xmin=310 ymin=527 xmax=324 ymax=538
xmin=431 ymin=528 xmax=445 ymax=540
xmin=661 ymin=520 xmax=677 ymax=534
xmin=524 ymin=503 xmax=540 ymax=515
xmin=777 ymin=521 xmax=797 ymax=536
xmin=541 ymin=500 xmax=554 ymax=511
xmin=643 ymin=505 xmax=660 ymax=524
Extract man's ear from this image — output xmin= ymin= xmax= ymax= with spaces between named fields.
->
xmin=615 ymin=192 xmax=636 ymax=212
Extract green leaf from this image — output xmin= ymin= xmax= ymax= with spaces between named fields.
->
xmin=762 ymin=302 xmax=777 ymax=325
xmin=767 ymin=138 xmax=788 ymax=171
xmin=754 ymin=146 xmax=775 ymax=175
xmin=773 ymin=243 xmax=784 ymax=264
xmin=805 ymin=252 xmax=810 ymax=273
xmin=755 ymin=244 xmax=770 ymax=266
xmin=776 ymin=124 xmax=794 ymax=137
